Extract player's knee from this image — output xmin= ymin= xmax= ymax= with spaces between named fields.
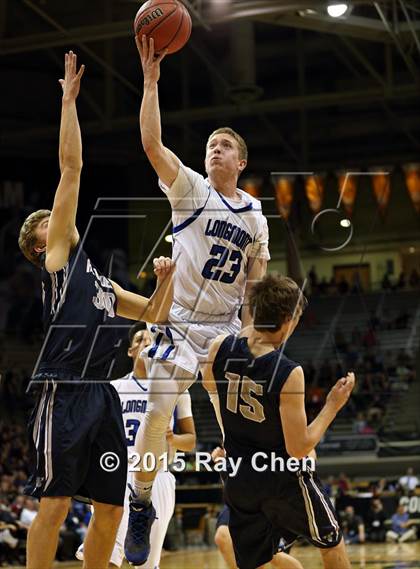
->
xmin=92 ymin=501 xmax=123 ymax=527
xmin=214 ymin=526 xmax=232 ymax=551
xmin=319 ymin=536 xmax=350 ymax=567
xmin=145 ymin=406 xmax=172 ymax=434
xmin=38 ymin=496 xmax=71 ymax=527
xmin=319 ymin=535 xmax=345 ymax=553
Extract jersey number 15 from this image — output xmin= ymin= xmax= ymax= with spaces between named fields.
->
xmin=225 ymin=372 xmax=265 ymax=423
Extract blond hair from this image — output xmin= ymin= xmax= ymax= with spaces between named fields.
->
xmin=208 ymin=127 xmax=248 ymax=161
xmin=18 ymin=209 xmax=51 ymax=267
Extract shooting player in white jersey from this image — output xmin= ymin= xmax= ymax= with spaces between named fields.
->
xmin=125 ymin=36 xmax=270 ymax=565
xmin=76 ymin=322 xmax=196 ymax=568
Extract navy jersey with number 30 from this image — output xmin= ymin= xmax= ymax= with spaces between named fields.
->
xmin=35 ymin=242 xmax=120 ymax=380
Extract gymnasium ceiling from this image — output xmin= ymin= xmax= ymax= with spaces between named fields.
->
xmin=1 ymin=0 xmax=420 ymax=172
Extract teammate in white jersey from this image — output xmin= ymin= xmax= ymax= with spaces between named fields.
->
xmin=77 ymin=323 xmax=196 ymax=568
xmin=125 ymin=36 xmax=270 ymax=565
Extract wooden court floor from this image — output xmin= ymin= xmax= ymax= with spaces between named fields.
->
xmin=10 ymin=542 xmax=420 ymax=569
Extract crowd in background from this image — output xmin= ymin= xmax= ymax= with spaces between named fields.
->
xmin=318 ymin=468 xmax=420 ymax=546
xmin=303 ymin=301 xmax=416 ymax=434
xmin=0 ymin=423 xmax=91 ymax=565
xmin=308 ymin=265 xmax=420 ymax=297
xmin=0 ymin=419 xmax=419 ymax=565
xmin=304 ymin=346 xmax=416 ymax=433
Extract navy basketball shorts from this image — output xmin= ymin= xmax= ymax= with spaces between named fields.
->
xmin=25 ymin=377 xmax=127 ymax=506
xmin=216 ymin=503 xmax=292 ymax=555
xmin=225 ymin=462 xmax=342 ymax=569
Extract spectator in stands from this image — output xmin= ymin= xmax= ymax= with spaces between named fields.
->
xmin=381 ymin=272 xmax=392 ymax=290
xmin=395 ymin=362 xmax=414 ymax=389
xmin=386 ymin=504 xmax=417 ymax=543
xmin=338 ymin=276 xmax=349 ymax=295
xmin=341 ymin=506 xmax=365 ymax=545
xmin=362 ymin=361 xmax=375 ymax=393
xmin=0 ymin=477 xmax=16 ymax=506
xmin=398 ymin=468 xmax=419 ymax=496
xmin=397 ymin=271 xmax=406 ymax=290
xmin=365 ymin=499 xmax=387 ymax=542
xmin=19 ymin=498 xmax=38 ymax=529
xmin=308 ymin=265 xmax=318 ymax=294
xmin=408 ymin=268 xmax=419 ymax=288
xmin=337 ymin=472 xmax=351 ymax=497
xmin=10 ymin=495 xmax=25 ymax=519
xmin=366 ymin=396 xmax=386 ymax=427
xmin=0 ymin=521 xmax=19 ymax=565
xmin=371 ymin=478 xmax=395 ymax=497
xmin=329 ymin=275 xmax=338 ymax=295
xmin=318 ymin=277 xmax=328 ymax=295
xmin=350 ymin=271 xmax=363 ymax=293
xmin=353 ymin=412 xmax=367 ymax=434
xmin=0 ymin=496 xmax=26 ymax=566
xmin=323 ymin=476 xmax=338 ymax=499
xmin=301 ymin=306 xmax=317 ymax=329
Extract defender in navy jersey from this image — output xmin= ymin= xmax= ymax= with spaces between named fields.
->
xmin=203 ymin=274 xmax=355 ymax=569
xmin=17 ymin=52 xmax=175 ymax=569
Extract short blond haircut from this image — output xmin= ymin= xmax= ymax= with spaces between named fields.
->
xmin=18 ymin=209 xmax=51 ymax=267
xmin=208 ymin=127 xmax=248 ymax=161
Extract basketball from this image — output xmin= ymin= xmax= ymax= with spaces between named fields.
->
xmin=134 ymin=0 xmax=192 ymax=55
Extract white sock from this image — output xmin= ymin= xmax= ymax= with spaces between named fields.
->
xmin=133 ymin=479 xmax=153 ymax=505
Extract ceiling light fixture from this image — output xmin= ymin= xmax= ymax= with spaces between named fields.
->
xmin=327 ymin=3 xmax=350 ymax=18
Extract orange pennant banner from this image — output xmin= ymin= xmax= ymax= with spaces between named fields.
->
xmin=305 ymin=175 xmax=325 ymax=214
xmin=371 ymin=172 xmax=391 ymax=216
xmin=273 ymin=176 xmax=294 ymax=220
xmin=337 ymin=173 xmax=357 ymax=216
xmin=404 ymin=164 xmax=420 ymax=214
xmin=241 ymin=177 xmax=262 ymax=198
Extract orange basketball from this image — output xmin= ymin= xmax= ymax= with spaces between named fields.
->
xmin=134 ymin=0 xmax=192 ymax=55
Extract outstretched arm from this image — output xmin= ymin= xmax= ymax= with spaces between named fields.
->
xmin=111 ymin=256 xmax=175 ymax=323
xmin=280 ymin=368 xmax=355 ymax=458
xmin=136 ymin=35 xmax=179 ymax=188
xmin=46 ymin=51 xmax=85 ymax=273
xmin=202 ymin=335 xmax=228 ymax=438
